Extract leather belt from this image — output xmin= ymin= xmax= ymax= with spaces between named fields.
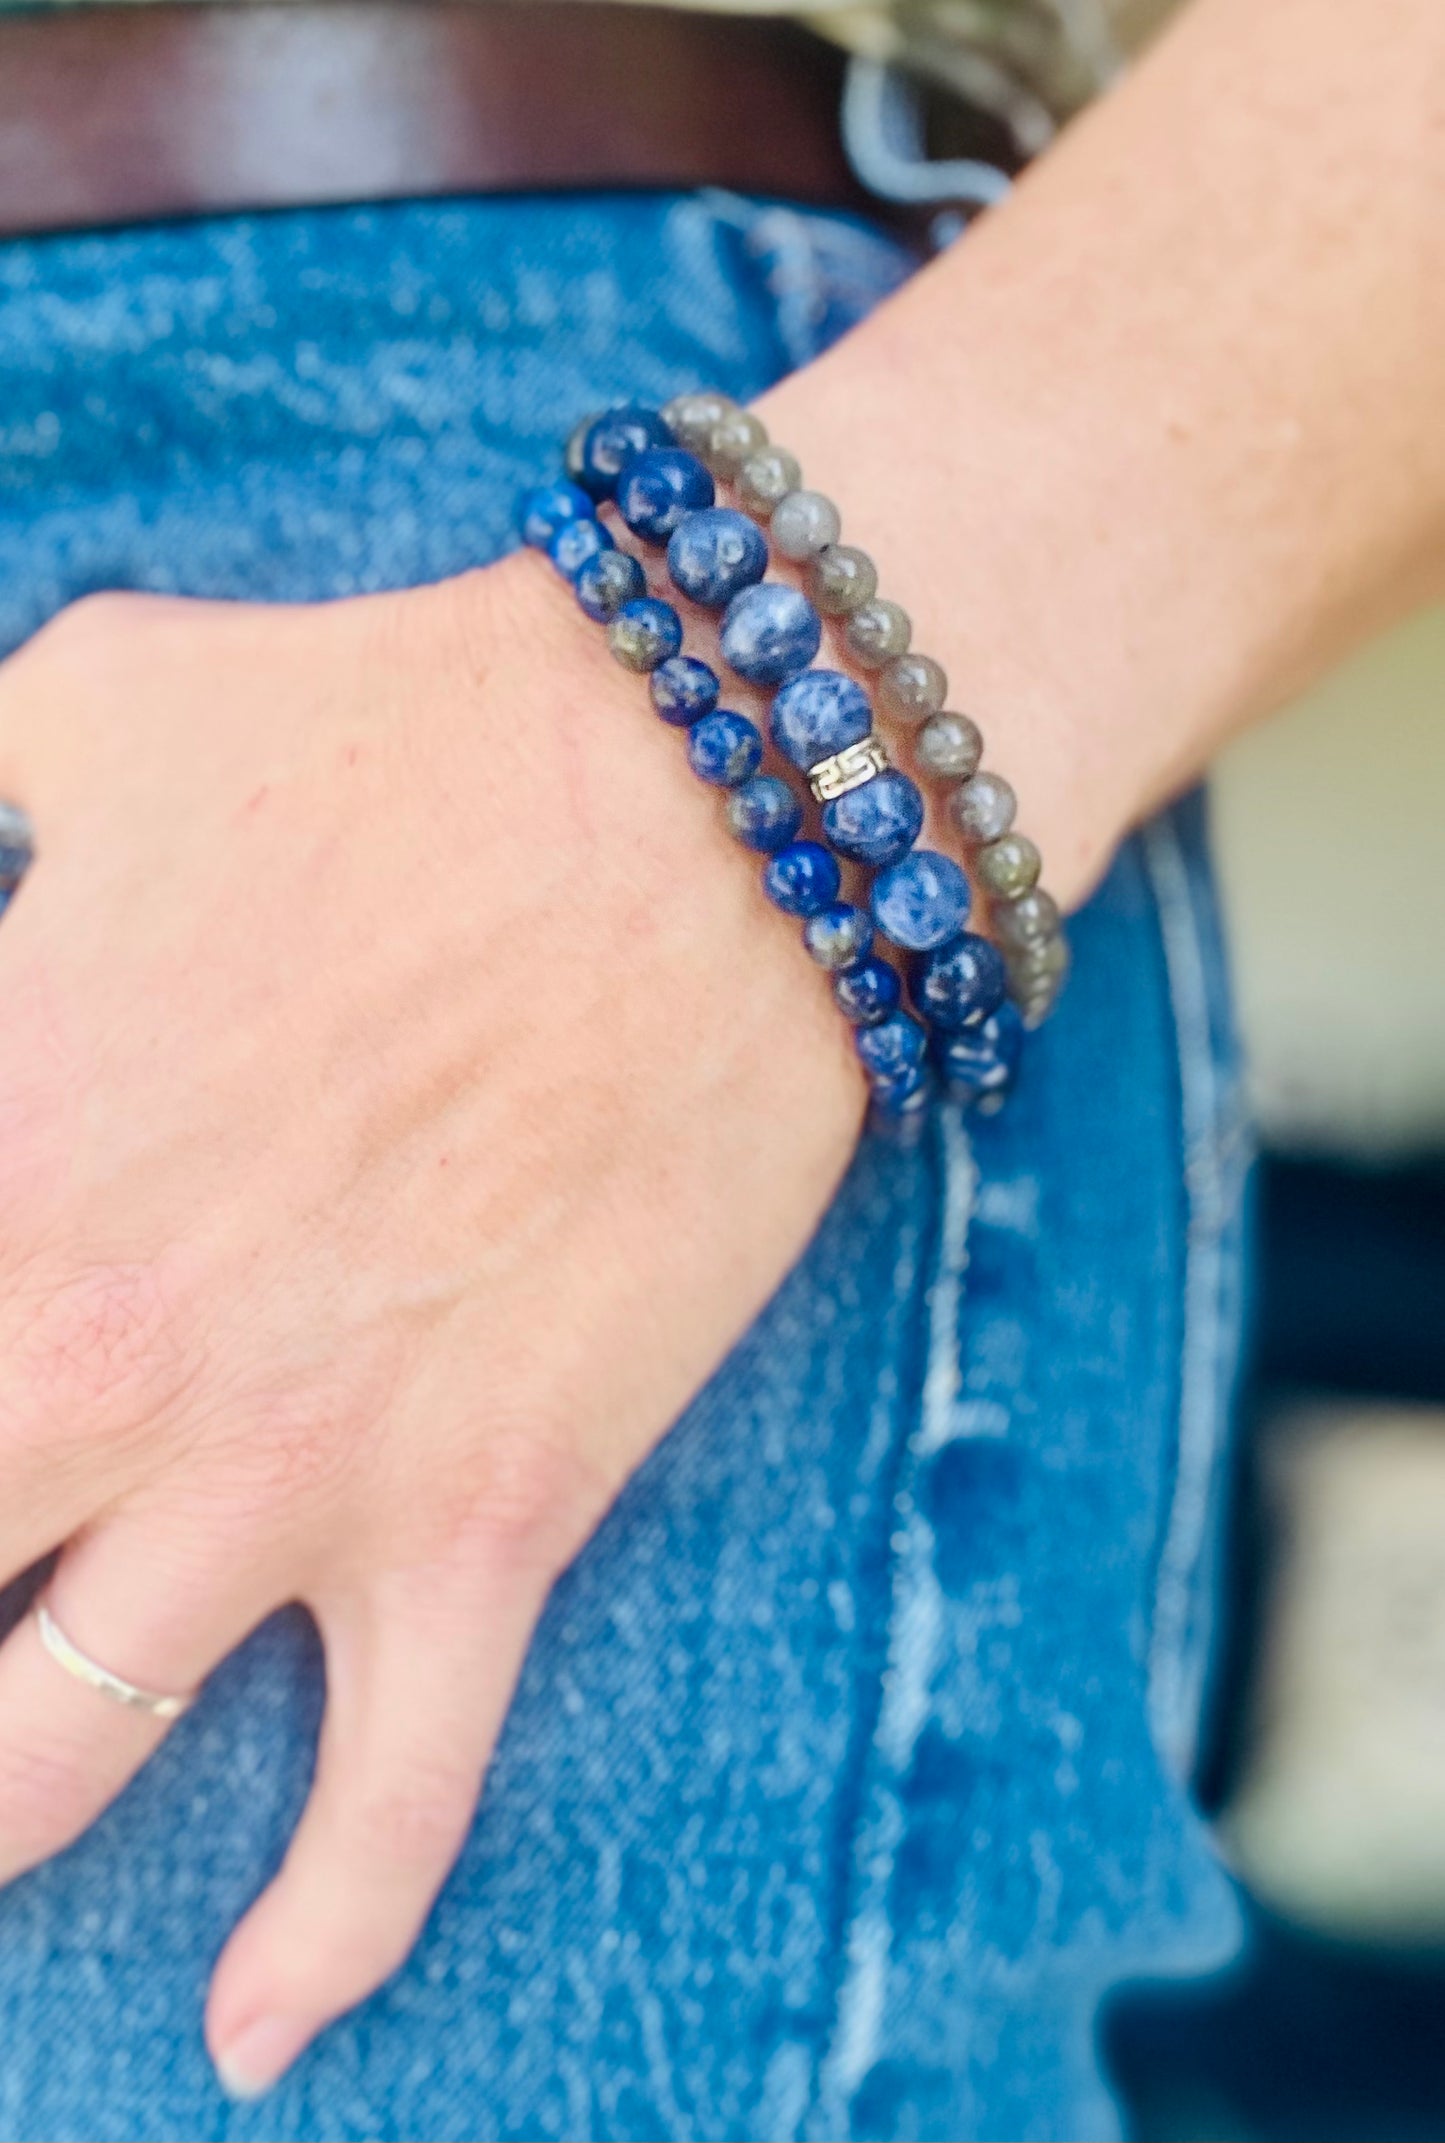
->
xmin=0 ymin=2 xmax=872 ymax=241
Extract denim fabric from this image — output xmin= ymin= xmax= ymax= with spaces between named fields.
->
xmin=0 ymin=192 xmax=1250 ymax=2142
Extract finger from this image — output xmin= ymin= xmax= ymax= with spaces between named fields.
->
xmin=0 ymin=1507 xmax=286 ymax=1889
xmin=206 ymin=1561 xmax=545 ymax=2100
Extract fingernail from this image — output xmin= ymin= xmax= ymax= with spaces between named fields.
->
xmin=214 ymin=2015 xmax=311 ymax=2100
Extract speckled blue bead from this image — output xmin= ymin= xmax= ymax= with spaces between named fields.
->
xmin=868 ymin=1063 xmax=935 ymax=1142
xmin=726 ymin=774 xmax=804 ymax=854
xmin=719 ymin=583 xmax=822 ymax=685
xmin=769 ymin=668 xmax=873 ymax=773
xmin=802 ymin=901 xmax=874 ymax=971
xmin=686 ymin=710 xmax=763 ymax=787
xmin=833 ymin=957 xmax=902 ymax=1025
xmin=617 ymin=448 xmax=715 ymax=542
xmin=547 ymin=516 xmax=613 ymax=582
xmin=0 ymin=802 xmax=33 ymax=892
xmin=577 ymin=405 xmax=673 ymax=499
xmin=938 ymin=1004 xmax=1024 ymax=1109
xmin=762 ymin=840 xmax=841 ymax=918
xmin=607 ymin=596 xmax=683 ymax=673
xmin=821 ymin=769 xmax=925 ymax=868
xmin=666 ymin=508 xmax=768 ymax=607
xmin=854 ymin=1009 xmax=929 ymax=1086
xmin=519 ymin=479 xmax=595 ymax=550
xmin=912 ymin=931 xmax=1007 ymax=1034
xmin=870 ymin=849 xmax=971 ymax=952
xmin=574 ymin=547 xmax=646 ymax=622
xmin=650 ymin=655 xmax=720 ymax=726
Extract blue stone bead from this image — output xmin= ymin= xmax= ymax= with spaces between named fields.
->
xmin=687 ymin=710 xmax=763 ymax=788
xmin=868 ymin=1064 xmax=935 ymax=1143
xmin=519 ymin=479 xmax=595 ymax=549
xmin=769 ymin=668 xmax=873 ymax=773
xmin=870 ymin=848 xmax=972 ymax=952
xmin=547 ymin=516 xmax=613 ymax=582
xmin=650 ymin=655 xmax=720 ymax=727
xmin=577 ymin=405 xmax=673 ymax=499
xmin=719 ymin=583 xmax=822 ymax=685
xmin=802 ymin=901 xmax=874 ymax=972
xmin=822 ymin=769 xmax=925 ymax=868
xmin=912 ymin=931 xmax=1007 ymax=1033
xmin=617 ymin=448 xmax=716 ymax=542
xmin=725 ymin=774 xmax=804 ymax=854
xmin=869 ymin=1058 xmax=934 ymax=1114
xmin=573 ymin=547 xmax=646 ymax=623
xmin=667 ymin=509 xmax=768 ymax=607
xmin=855 ymin=1009 xmax=929 ymax=1085
xmin=762 ymin=840 xmax=842 ymax=918
xmin=607 ymin=597 xmax=683 ymax=673
xmin=833 ymin=957 xmax=902 ymax=1025
xmin=938 ymin=1004 xmax=1024 ymax=1110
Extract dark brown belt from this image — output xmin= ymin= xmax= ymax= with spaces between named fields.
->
xmin=0 ymin=1 xmax=873 ymax=240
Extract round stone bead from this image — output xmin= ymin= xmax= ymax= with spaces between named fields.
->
xmin=768 ymin=668 xmax=872 ymax=772
xmin=770 ymin=489 xmax=842 ymax=562
xmin=805 ymin=545 xmax=878 ymax=617
xmin=833 ymin=956 xmax=902 ymax=1026
xmin=939 ymin=1004 xmax=1023 ymax=1111
xmin=855 ymin=1009 xmax=928 ymax=1086
xmin=564 ymin=413 xmax=596 ymax=490
xmin=976 ymin=831 xmax=1042 ymax=899
xmin=661 ymin=390 xmax=738 ymax=454
xmin=519 ymin=479 xmax=594 ymax=549
xmin=616 ymin=447 xmax=715 ymax=542
xmin=762 ymin=840 xmax=842 ymax=918
xmin=845 ymin=598 xmax=911 ymax=669
xmin=726 ymin=774 xmax=804 ymax=854
xmin=666 ymin=508 xmax=768 ymax=607
xmin=911 ymin=932 xmax=1007 ymax=1034
xmin=915 ymin=711 xmax=983 ymax=781
xmin=878 ymin=652 xmax=947 ymax=727
xmin=821 ymin=768 xmax=924 ymax=868
xmin=992 ymin=887 xmax=1062 ymax=951
xmin=951 ymin=770 xmax=1018 ymax=844
xmin=802 ymin=902 xmax=874 ymax=971
xmin=607 ymin=597 xmax=683 ymax=673
xmin=704 ymin=409 xmax=768 ymax=478
xmin=577 ymin=405 xmax=673 ymax=499
xmin=547 ymin=516 xmax=613 ymax=581
xmin=0 ymin=800 xmax=33 ymax=892
xmin=719 ymin=583 xmax=822 ymax=686
xmin=868 ymin=1063 xmax=934 ymax=1141
xmin=686 ymin=709 xmax=763 ymax=787
xmin=650 ymin=654 xmax=720 ymax=726
xmin=870 ymin=849 xmax=971 ymax=953
xmin=1007 ymin=932 xmax=1070 ymax=1023
xmin=736 ymin=446 xmax=802 ymax=519
xmin=574 ymin=547 xmax=646 ymax=622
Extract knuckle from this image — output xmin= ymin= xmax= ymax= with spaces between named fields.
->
xmin=4 ymin=1262 xmax=197 ymax=1439
xmin=446 ymin=1422 xmax=602 ymax=1573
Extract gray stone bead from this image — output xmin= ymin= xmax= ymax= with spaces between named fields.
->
xmin=992 ymin=887 xmax=1061 ymax=951
xmin=844 ymin=598 xmax=911 ymax=669
xmin=878 ymin=652 xmax=947 ymax=726
xmin=704 ymin=409 xmax=768 ymax=478
xmin=914 ymin=711 xmax=983 ymax=781
xmin=1007 ymin=932 xmax=1070 ymax=1023
xmin=564 ymin=412 xmax=598 ymax=486
xmin=770 ymin=489 xmax=842 ymax=562
xmin=805 ymin=544 xmax=878 ymax=616
xmin=661 ymin=390 xmax=738 ymax=454
xmin=736 ymin=446 xmax=802 ymax=518
xmin=950 ymin=770 xmax=1017 ymax=844
xmin=976 ymin=832 xmax=1041 ymax=899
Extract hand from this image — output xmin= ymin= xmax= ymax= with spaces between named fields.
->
xmin=0 ymin=557 xmax=862 ymax=2094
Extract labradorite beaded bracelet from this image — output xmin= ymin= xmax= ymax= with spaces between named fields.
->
xmin=520 ymin=394 xmax=1065 ymax=1126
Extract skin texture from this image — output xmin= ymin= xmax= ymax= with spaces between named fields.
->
xmin=0 ymin=0 xmax=1441 ymax=2098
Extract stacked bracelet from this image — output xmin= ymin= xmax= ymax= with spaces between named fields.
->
xmin=518 ymin=391 xmax=1067 ymax=1131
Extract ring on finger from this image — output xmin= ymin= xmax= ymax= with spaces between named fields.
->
xmin=33 ymin=1597 xmax=198 ymax=1722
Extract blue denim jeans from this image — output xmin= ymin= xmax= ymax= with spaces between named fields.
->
xmin=0 ymin=192 xmax=1250 ymax=2142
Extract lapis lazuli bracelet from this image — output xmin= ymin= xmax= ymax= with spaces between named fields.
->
xmin=519 ymin=394 xmax=1066 ymax=1128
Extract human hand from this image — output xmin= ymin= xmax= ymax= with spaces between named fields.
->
xmin=0 ymin=556 xmax=862 ymax=2094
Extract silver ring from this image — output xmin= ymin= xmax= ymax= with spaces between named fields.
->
xmin=33 ymin=1600 xmax=195 ymax=1722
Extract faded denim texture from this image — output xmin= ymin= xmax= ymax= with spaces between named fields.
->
xmin=0 ymin=192 xmax=1249 ymax=2141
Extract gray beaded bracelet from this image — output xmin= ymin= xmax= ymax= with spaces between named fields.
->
xmin=662 ymin=390 xmax=1070 ymax=1028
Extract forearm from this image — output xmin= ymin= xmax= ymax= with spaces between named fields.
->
xmin=761 ymin=0 xmax=1445 ymax=903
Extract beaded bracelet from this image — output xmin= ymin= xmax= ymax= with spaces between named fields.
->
xmin=520 ymin=394 xmax=1066 ymax=1127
